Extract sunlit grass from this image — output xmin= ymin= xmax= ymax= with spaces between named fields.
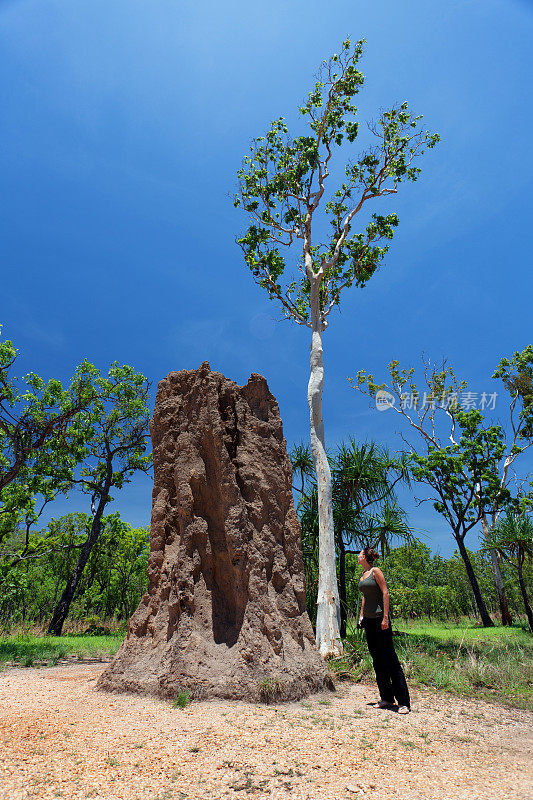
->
xmin=0 ymin=632 xmax=123 ymax=666
xmin=395 ymin=618 xmax=532 ymax=647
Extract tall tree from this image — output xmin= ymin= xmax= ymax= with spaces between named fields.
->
xmin=0 ymin=328 xmax=132 ymax=562
xmin=235 ymin=39 xmax=439 ymax=655
xmin=48 ymin=364 xmax=151 ymax=635
xmin=82 ymin=514 xmax=149 ymax=621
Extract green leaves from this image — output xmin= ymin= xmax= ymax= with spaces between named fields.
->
xmin=0 ymin=512 xmax=150 ymax=623
xmin=408 ymin=407 xmax=508 ymax=528
xmin=493 ymin=345 xmax=533 ymax=442
xmin=234 ymin=39 xmax=439 ymax=328
xmin=0 ymin=328 xmax=151 ymax=570
xmin=293 ymin=437 xmax=412 ymax=553
xmin=481 ymin=509 xmax=533 ymax=586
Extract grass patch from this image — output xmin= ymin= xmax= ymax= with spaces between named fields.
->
xmin=0 ymin=632 xmax=123 ymax=666
xmin=395 ymin=619 xmax=532 ymax=647
xmin=172 ymin=690 xmax=191 ymax=709
xmin=331 ymin=620 xmax=533 ymax=710
xmin=257 ymin=676 xmax=287 ymax=703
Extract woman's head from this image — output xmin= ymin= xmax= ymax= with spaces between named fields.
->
xmin=358 ymin=546 xmax=379 ymax=567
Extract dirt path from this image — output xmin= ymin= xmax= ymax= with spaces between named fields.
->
xmin=0 ymin=664 xmax=531 ymax=800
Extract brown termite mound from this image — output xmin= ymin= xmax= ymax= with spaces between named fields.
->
xmin=97 ymin=362 xmax=333 ymax=701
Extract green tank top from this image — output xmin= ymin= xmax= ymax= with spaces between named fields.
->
xmin=358 ymin=568 xmax=384 ymax=618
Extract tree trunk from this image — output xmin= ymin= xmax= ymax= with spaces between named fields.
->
xmin=481 ymin=514 xmax=513 ymax=625
xmin=48 ymin=474 xmax=112 ymax=636
xmin=47 ymin=517 xmax=102 ymax=635
xmin=455 ymin=535 xmax=494 ymax=627
xmin=308 ymin=279 xmax=342 ymax=657
xmin=517 ymin=553 xmax=533 ymax=633
xmin=490 ymin=547 xmax=513 ymax=625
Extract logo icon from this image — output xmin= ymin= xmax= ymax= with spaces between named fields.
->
xmin=375 ymin=390 xmax=395 ymax=412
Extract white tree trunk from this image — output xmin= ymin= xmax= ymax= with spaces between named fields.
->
xmin=308 ymin=278 xmax=342 ymax=657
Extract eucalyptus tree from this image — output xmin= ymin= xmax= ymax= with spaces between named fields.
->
xmin=0 ymin=513 xmax=150 ymax=625
xmin=235 ymin=39 xmax=439 ymax=655
xmin=353 ymin=351 xmax=533 ymax=627
xmin=48 ymin=364 xmax=151 ymax=635
xmin=82 ymin=514 xmax=149 ymax=621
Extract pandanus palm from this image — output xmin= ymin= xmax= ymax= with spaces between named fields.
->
xmin=291 ymin=439 xmax=412 ymax=637
xmin=483 ymin=511 xmax=533 ymax=632
xmin=331 ymin=439 xmax=412 ymax=636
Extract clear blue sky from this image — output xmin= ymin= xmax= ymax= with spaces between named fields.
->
xmin=1 ymin=0 xmax=532 ymax=556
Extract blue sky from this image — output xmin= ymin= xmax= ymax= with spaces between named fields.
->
xmin=1 ymin=0 xmax=532 ymax=556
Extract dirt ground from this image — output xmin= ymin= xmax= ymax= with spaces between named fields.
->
xmin=0 ymin=663 xmax=531 ymax=800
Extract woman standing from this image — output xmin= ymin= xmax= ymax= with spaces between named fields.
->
xmin=358 ymin=546 xmax=410 ymax=714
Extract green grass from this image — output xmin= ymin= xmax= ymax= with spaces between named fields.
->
xmin=333 ymin=619 xmax=533 ymax=710
xmin=173 ymin=691 xmax=191 ymax=708
xmin=395 ymin=618 xmax=533 ymax=647
xmin=0 ymin=632 xmax=123 ymax=666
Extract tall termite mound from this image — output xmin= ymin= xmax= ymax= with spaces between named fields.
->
xmin=97 ymin=362 xmax=333 ymax=701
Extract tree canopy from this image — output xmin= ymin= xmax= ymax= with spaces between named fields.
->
xmin=234 ymin=38 xmax=439 ymax=329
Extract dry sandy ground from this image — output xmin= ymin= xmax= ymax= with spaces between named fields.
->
xmin=0 ymin=663 xmax=531 ymax=800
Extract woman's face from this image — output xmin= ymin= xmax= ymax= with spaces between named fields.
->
xmin=357 ymin=550 xmax=366 ymax=566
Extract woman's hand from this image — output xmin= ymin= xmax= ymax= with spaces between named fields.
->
xmin=381 ymin=618 xmax=389 ymax=630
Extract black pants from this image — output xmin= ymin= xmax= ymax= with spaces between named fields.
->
xmin=363 ymin=617 xmax=410 ymax=708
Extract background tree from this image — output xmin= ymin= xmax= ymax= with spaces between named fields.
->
xmin=0 ymin=513 xmax=150 ymax=628
xmin=330 ymin=440 xmax=412 ymax=635
xmin=379 ymin=540 xmax=463 ymax=623
xmin=355 ymin=347 xmax=533 ymax=627
xmin=0 ymin=332 xmax=97 ymax=495
xmin=235 ymin=39 xmax=439 ymax=655
xmin=82 ymin=514 xmax=149 ymax=621
xmin=47 ymin=364 xmax=151 ymax=635
xmin=353 ymin=356 xmax=521 ymax=626
xmin=0 ymin=329 xmax=102 ymax=549
xmin=481 ymin=345 xmax=533 ymax=624
xmin=290 ymin=441 xmax=315 ymax=498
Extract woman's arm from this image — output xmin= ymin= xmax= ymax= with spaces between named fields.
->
xmin=359 ymin=596 xmax=365 ymax=625
xmin=372 ymin=568 xmax=390 ymax=629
